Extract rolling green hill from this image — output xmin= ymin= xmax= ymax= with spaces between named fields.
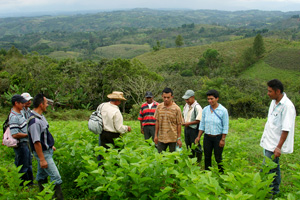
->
xmin=135 ymin=37 xmax=290 ymax=69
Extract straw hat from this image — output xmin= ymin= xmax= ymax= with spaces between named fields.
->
xmin=107 ymin=91 xmax=127 ymax=101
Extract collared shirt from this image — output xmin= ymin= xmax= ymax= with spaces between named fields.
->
xmin=182 ymin=100 xmax=203 ymax=129
xmin=8 ymin=109 xmax=28 ymax=142
xmin=21 ymin=107 xmax=31 ymax=120
xmin=28 ymin=111 xmax=54 ymax=151
xmin=154 ymin=102 xmax=183 ymax=143
xmin=138 ymin=101 xmax=159 ymax=126
xmin=199 ymin=103 xmax=229 ymax=135
xmin=98 ymin=102 xmax=128 ymax=134
xmin=260 ymin=93 xmax=296 ymax=154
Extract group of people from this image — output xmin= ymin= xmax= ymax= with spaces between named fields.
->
xmin=102 ymin=79 xmax=295 ymax=196
xmin=7 ymin=93 xmax=63 ymax=199
xmin=6 ymin=78 xmax=295 ymax=197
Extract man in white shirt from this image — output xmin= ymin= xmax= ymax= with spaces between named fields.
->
xmin=182 ymin=90 xmax=203 ymax=163
xmin=21 ymin=92 xmax=33 ymax=120
xmin=260 ymin=79 xmax=296 ymax=196
xmin=98 ymin=91 xmax=131 ymax=149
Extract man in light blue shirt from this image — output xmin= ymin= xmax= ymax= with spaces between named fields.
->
xmin=195 ymin=89 xmax=229 ymax=173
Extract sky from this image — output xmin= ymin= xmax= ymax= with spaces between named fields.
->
xmin=1 ymin=0 xmax=300 ymax=17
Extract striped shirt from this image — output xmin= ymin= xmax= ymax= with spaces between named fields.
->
xmin=154 ymin=102 xmax=183 ymax=143
xmin=138 ymin=101 xmax=159 ymax=126
xmin=199 ymin=103 xmax=229 ymax=135
xmin=8 ymin=109 xmax=28 ymax=142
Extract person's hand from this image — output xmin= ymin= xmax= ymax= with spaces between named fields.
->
xmin=177 ymin=139 xmax=182 ymax=148
xmin=40 ymin=159 xmax=48 ymax=169
xmin=219 ymin=139 xmax=225 ymax=148
xmin=182 ymin=122 xmax=189 ymax=127
xmin=154 ymin=136 xmax=158 ymax=144
xmin=141 ymin=128 xmax=144 ymax=134
xmin=195 ymin=136 xmax=200 ymax=144
xmin=128 ymin=126 xmax=132 ymax=132
xmin=52 ymin=146 xmax=56 ymax=151
xmin=274 ymin=147 xmax=281 ymax=158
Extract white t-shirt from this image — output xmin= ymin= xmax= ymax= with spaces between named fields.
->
xmin=260 ymin=93 xmax=296 ymax=154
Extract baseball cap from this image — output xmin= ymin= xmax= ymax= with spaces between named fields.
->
xmin=145 ymin=91 xmax=153 ymax=98
xmin=11 ymin=94 xmax=27 ymax=104
xmin=182 ymin=90 xmax=195 ymax=99
xmin=21 ymin=92 xmax=33 ymax=101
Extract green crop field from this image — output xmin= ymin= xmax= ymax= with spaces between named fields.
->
xmin=0 ymin=117 xmax=299 ymax=199
xmin=95 ymin=44 xmax=152 ymax=59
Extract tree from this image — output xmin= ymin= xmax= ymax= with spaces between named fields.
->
xmin=175 ymin=35 xmax=184 ymax=47
xmin=253 ymin=33 xmax=265 ymax=58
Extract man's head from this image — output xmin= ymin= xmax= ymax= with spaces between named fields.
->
xmin=162 ymin=87 xmax=173 ymax=106
xmin=145 ymin=91 xmax=154 ymax=104
xmin=33 ymin=93 xmax=48 ymax=112
xmin=267 ymin=79 xmax=284 ymax=100
xmin=107 ymin=91 xmax=126 ymax=106
xmin=11 ymin=94 xmax=27 ymax=110
xmin=206 ymin=89 xmax=219 ymax=107
xmin=21 ymin=92 xmax=33 ymax=109
xmin=182 ymin=90 xmax=195 ymax=106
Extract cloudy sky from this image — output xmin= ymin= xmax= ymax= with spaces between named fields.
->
xmin=1 ymin=0 xmax=300 ymax=17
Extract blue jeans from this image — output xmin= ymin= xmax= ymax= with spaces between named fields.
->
xmin=33 ymin=148 xmax=62 ymax=185
xmin=13 ymin=142 xmax=33 ymax=183
xmin=264 ymin=149 xmax=281 ymax=195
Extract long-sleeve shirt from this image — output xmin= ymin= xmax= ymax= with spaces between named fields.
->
xmin=199 ymin=103 xmax=229 ymax=135
xmin=98 ymin=102 xmax=128 ymax=134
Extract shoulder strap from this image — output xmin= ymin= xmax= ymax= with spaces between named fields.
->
xmin=210 ymin=105 xmax=223 ymax=127
xmin=193 ymin=103 xmax=199 ymax=119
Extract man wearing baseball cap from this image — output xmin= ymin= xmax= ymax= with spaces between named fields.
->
xmin=21 ymin=92 xmax=33 ymax=120
xmin=138 ymin=91 xmax=158 ymax=142
xmin=9 ymin=94 xmax=34 ymax=185
xmin=182 ymin=90 xmax=203 ymax=164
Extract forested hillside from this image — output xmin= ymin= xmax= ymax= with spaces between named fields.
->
xmin=1 ymin=9 xmax=300 ymax=60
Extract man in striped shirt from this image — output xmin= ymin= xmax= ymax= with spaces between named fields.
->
xmin=9 ymin=94 xmax=34 ymax=185
xmin=138 ymin=91 xmax=158 ymax=141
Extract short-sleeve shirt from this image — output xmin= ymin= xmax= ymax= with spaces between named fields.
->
xmin=21 ymin=107 xmax=31 ymax=120
xmin=28 ymin=111 xmax=54 ymax=151
xmin=199 ymin=104 xmax=229 ymax=135
xmin=8 ymin=109 xmax=28 ymax=142
xmin=182 ymin=100 xmax=203 ymax=129
xmin=154 ymin=102 xmax=183 ymax=143
xmin=260 ymin=93 xmax=296 ymax=154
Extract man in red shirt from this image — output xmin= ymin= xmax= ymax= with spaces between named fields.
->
xmin=138 ymin=91 xmax=159 ymax=141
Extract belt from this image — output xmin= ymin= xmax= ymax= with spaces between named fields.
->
xmin=206 ymin=134 xmax=221 ymax=137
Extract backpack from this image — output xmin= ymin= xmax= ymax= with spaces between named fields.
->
xmin=88 ymin=104 xmax=104 ymax=135
xmin=2 ymin=112 xmax=19 ymax=148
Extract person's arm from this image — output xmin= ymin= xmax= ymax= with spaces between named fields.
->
xmin=12 ymin=132 xmax=28 ymax=139
xmin=176 ymin=124 xmax=182 ymax=147
xmin=114 ymin=111 xmax=129 ymax=134
xmin=34 ymin=142 xmax=48 ymax=168
xmin=195 ymin=130 xmax=204 ymax=144
xmin=219 ymin=108 xmax=229 ymax=147
xmin=154 ymin=120 xmax=159 ymax=144
xmin=274 ymin=131 xmax=288 ymax=158
xmin=140 ymin=121 xmax=144 ymax=134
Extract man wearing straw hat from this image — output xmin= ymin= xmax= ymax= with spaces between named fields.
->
xmin=98 ymin=91 xmax=131 ymax=149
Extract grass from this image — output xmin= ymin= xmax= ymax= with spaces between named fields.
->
xmin=135 ymin=37 xmax=289 ymax=69
xmin=95 ymin=44 xmax=152 ymax=59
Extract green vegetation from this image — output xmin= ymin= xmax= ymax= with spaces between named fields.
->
xmin=0 ymin=117 xmax=299 ymax=199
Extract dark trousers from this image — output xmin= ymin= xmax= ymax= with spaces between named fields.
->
xmin=264 ymin=149 xmax=281 ymax=195
xmin=184 ymin=127 xmax=202 ymax=162
xmin=13 ymin=142 xmax=34 ymax=184
xmin=100 ymin=131 xmax=121 ymax=149
xmin=143 ymin=125 xmax=155 ymax=141
xmin=157 ymin=142 xmax=176 ymax=153
xmin=203 ymin=134 xmax=224 ymax=173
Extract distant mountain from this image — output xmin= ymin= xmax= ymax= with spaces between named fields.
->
xmin=0 ymin=9 xmax=298 ymax=36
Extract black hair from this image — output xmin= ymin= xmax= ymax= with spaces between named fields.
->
xmin=33 ymin=93 xmax=45 ymax=108
xmin=162 ymin=87 xmax=173 ymax=96
xmin=206 ymin=89 xmax=219 ymax=98
xmin=267 ymin=79 xmax=284 ymax=93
